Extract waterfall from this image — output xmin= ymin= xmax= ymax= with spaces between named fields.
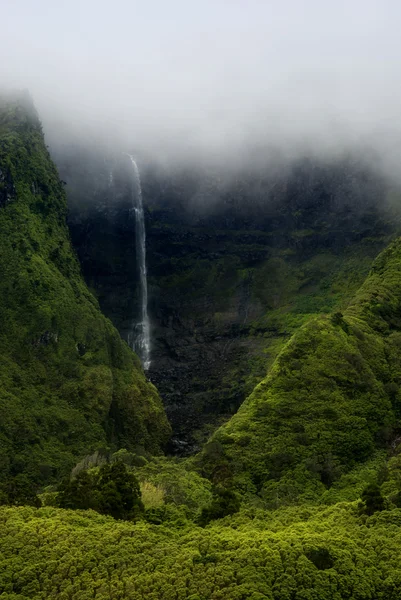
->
xmin=127 ymin=156 xmax=151 ymax=370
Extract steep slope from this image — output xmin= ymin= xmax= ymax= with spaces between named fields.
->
xmin=198 ymin=237 xmax=401 ymax=505
xmin=0 ymin=93 xmax=170 ymax=493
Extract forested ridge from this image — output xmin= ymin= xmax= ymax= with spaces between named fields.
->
xmin=0 ymin=93 xmax=170 ymax=500
xmin=3 ymin=94 xmax=401 ymax=599
xmin=197 ymin=237 xmax=401 ymax=505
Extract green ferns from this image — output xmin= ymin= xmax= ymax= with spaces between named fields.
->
xmin=0 ymin=94 xmax=170 ymax=493
xmin=199 ymin=238 xmax=401 ymax=504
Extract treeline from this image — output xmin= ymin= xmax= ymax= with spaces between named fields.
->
xmin=1 ymin=502 xmax=401 ymax=599
xmin=56 ymin=459 xmax=241 ymax=526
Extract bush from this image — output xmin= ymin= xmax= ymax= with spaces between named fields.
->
xmin=360 ymin=483 xmax=386 ymax=516
xmin=58 ymin=460 xmax=144 ymax=519
xmin=198 ymin=485 xmax=240 ymax=526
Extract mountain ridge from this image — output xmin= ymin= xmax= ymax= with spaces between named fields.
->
xmin=197 ymin=236 xmax=401 ymax=505
xmin=0 ymin=93 xmax=170 ymax=497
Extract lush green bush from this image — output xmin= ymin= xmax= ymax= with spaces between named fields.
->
xmin=359 ymin=483 xmax=386 ymax=516
xmin=131 ymin=455 xmax=212 ymax=519
xmin=58 ymin=461 xmax=144 ymax=520
xmin=198 ymin=485 xmax=241 ymax=526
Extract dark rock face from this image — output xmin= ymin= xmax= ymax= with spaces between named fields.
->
xmin=144 ymin=208 xmax=269 ymax=451
xmin=51 ymin=143 xmax=400 ymax=452
xmin=0 ymin=166 xmax=15 ymax=206
xmin=147 ymin=286 xmax=265 ymax=452
xmin=140 ymin=157 xmax=397 ymax=450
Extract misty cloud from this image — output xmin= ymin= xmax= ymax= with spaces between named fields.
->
xmin=2 ymin=0 xmax=401 ymax=165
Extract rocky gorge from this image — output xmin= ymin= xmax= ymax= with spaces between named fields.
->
xmin=50 ymin=140 xmax=401 ymax=451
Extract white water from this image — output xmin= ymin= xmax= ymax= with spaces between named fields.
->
xmin=127 ymin=156 xmax=151 ymax=370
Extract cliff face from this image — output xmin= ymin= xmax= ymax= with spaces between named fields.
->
xmin=143 ymin=159 xmax=398 ymax=451
xmin=53 ymin=141 xmax=401 ymax=452
xmin=0 ymin=95 xmax=170 ymax=490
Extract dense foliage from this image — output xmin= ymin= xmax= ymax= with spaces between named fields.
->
xmin=0 ymin=94 xmax=170 ymax=495
xmin=2 ymin=502 xmax=401 ymax=599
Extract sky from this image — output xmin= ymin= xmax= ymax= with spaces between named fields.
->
xmin=2 ymin=0 xmax=401 ymax=163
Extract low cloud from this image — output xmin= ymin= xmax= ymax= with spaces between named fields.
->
xmin=2 ymin=0 xmax=401 ymax=170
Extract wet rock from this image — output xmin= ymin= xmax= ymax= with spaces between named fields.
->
xmin=0 ymin=166 xmax=16 ymax=207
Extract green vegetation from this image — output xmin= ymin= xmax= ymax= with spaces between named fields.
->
xmin=145 ymin=211 xmax=398 ymax=447
xmin=2 ymin=438 xmax=401 ymax=599
xmin=198 ymin=485 xmax=241 ymax=526
xmin=220 ymin=243 xmax=389 ymax=409
xmin=132 ymin=455 xmax=212 ymax=519
xmin=2 ymin=501 xmax=401 ymax=599
xmin=58 ymin=461 xmax=144 ymax=520
xmin=0 ymin=93 xmax=170 ymax=497
xmin=198 ymin=238 xmax=401 ymax=506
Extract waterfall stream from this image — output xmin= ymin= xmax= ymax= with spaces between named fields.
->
xmin=127 ymin=156 xmax=151 ymax=370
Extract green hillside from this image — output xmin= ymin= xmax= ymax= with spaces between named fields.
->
xmin=198 ymin=238 xmax=401 ymax=505
xmin=0 ymin=93 xmax=170 ymax=498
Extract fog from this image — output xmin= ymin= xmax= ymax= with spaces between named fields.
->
xmin=2 ymin=0 xmax=401 ymax=167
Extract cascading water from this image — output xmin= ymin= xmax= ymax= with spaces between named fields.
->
xmin=127 ymin=155 xmax=151 ymax=370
